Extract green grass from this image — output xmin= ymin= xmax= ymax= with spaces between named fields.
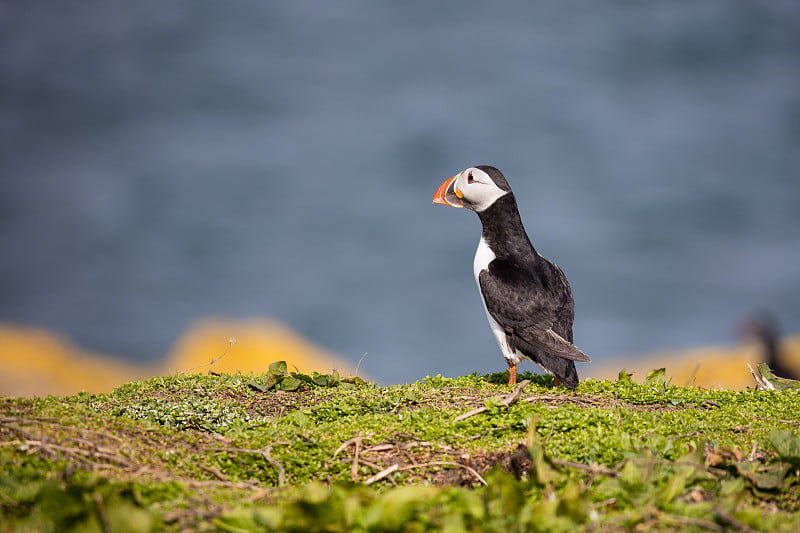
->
xmin=1 ymin=366 xmax=800 ymax=531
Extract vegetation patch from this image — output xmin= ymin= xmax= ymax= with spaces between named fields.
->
xmin=2 ymin=365 xmax=800 ymax=531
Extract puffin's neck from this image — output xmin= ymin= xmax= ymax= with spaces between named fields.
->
xmin=476 ymin=193 xmax=538 ymax=259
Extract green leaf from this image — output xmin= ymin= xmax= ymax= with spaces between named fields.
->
xmin=313 ymin=373 xmax=330 ymax=387
xmin=403 ymin=390 xmax=420 ymax=403
xmin=734 ymin=461 xmax=791 ymax=490
xmin=757 ymin=363 xmax=800 ymax=390
xmin=483 ymin=396 xmax=505 ymax=414
xmin=483 ymin=467 xmax=525 ymax=518
xmin=278 ymin=376 xmax=302 ymax=391
xmin=103 ymin=493 xmax=156 ymax=533
xmin=215 ymin=509 xmax=260 ymax=532
xmin=293 ymin=373 xmax=316 ymax=386
xmin=268 ymin=361 xmax=288 ymax=377
xmin=658 ymin=468 xmax=689 ymax=503
xmin=769 ymin=429 xmax=800 ymax=460
xmin=246 ymin=379 xmax=267 ymax=393
xmin=556 ymin=480 xmax=590 ymax=525
xmin=263 ymin=361 xmax=290 ymax=390
xmin=363 ymin=486 xmax=439 ymax=530
xmin=447 ymin=489 xmax=485 ymax=522
xmin=619 ymin=460 xmax=642 ymax=487
xmin=301 ymin=481 xmax=332 ymax=504
xmin=526 ymin=420 xmax=562 ymax=486
xmin=644 ymin=368 xmax=668 ymax=386
xmin=262 ymin=373 xmax=280 ymax=391
xmin=285 ymin=410 xmax=311 ymax=428
xmin=617 ymin=369 xmax=633 ymax=382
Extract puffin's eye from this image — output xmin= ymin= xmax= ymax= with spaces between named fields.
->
xmin=467 ymin=172 xmax=475 ymax=184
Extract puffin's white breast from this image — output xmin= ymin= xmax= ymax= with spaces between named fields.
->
xmin=473 ymin=237 xmax=495 ymax=284
xmin=473 ymin=237 xmax=524 ymax=365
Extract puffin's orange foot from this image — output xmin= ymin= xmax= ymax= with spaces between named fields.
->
xmin=507 ymin=364 xmax=517 ymax=386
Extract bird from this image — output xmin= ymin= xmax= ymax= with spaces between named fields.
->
xmin=432 ymin=165 xmax=590 ymax=388
xmin=739 ymin=314 xmax=798 ymax=382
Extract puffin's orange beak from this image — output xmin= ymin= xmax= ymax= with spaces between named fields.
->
xmin=432 ymin=175 xmax=464 ymax=208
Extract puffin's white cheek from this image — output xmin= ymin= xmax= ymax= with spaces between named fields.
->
xmin=470 ymin=185 xmax=508 ymax=213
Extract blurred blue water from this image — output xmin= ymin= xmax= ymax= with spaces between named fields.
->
xmin=1 ymin=2 xmax=799 ymax=383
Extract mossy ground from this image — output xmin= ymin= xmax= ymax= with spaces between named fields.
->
xmin=2 ymin=368 xmax=800 ymax=531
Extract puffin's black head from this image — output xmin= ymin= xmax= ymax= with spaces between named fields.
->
xmin=432 ymin=165 xmax=512 ymax=212
xmin=738 ymin=313 xmax=780 ymax=346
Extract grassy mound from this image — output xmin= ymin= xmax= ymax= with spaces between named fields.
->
xmin=1 ymin=365 xmax=799 ymax=531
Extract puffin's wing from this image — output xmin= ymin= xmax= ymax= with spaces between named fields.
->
xmin=551 ymin=261 xmax=577 ymax=343
xmin=522 ymin=327 xmax=591 ymax=362
xmin=478 ymin=263 xmax=591 ymax=363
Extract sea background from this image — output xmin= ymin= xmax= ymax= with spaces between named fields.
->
xmin=1 ymin=2 xmax=798 ymax=385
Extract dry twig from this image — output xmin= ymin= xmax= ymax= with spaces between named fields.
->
xmin=0 ymin=417 xmax=122 ymax=442
xmin=364 ymin=461 xmax=487 ymax=486
xmin=454 ymin=380 xmax=531 ymax=421
xmin=551 ymin=458 xmax=619 ymax=477
xmin=209 ymin=443 xmax=287 ymax=486
xmin=179 ymin=337 xmax=238 ymax=375
xmin=334 ymin=435 xmax=365 ymax=482
xmin=747 ymin=363 xmax=773 ymax=391
xmin=200 ymin=465 xmax=229 ymax=481
xmin=355 ymin=352 xmax=369 ymax=378
xmin=364 ymin=463 xmax=399 ymax=485
xmin=1 ymin=439 xmax=131 ymax=468
xmin=93 ymin=492 xmax=113 ymax=533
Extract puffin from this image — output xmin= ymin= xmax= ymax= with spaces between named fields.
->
xmin=740 ymin=315 xmax=798 ymax=381
xmin=432 ymin=165 xmax=590 ymax=388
